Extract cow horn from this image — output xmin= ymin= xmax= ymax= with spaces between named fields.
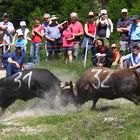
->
xmin=60 ymin=82 xmax=65 ymax=88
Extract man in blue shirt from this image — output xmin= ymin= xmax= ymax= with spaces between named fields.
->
xmin=129 ymin=15 xmax=140 ymax=52
xmin=3 ymin=46 xmax=27 ymax=77
xmin=120 ymin=45 xmax=140 ymax=73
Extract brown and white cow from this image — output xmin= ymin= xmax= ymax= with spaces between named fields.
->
xmin=75 ymin=67 xmax=140 ymax=109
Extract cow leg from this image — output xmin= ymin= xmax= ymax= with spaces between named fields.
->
xmin=91 ymin=96 xmax=99 ymax=110
xmin=125 ymin=93 xmax=139 ymax=105
xmin=0 ymin=98 xmax=15 ymax=111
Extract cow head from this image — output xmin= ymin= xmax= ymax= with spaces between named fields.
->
xmin=60 ymin=81 xmax=78 ymax=106
xmin=76 ymin=80 xmax=93 ymax=105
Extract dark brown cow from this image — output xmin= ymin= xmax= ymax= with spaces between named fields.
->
xmin=76 ymin=67 xmax=140 ymax=109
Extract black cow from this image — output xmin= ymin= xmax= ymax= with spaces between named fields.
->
xmin=0 ymin=68 xmax=76 ymax=111
xmin=75 ymin=67 xmax=140 ymax=109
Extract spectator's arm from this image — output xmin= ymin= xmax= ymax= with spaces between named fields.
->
xmin=84 ymin=23 xmax=94 ymax=38
xmin=7 ymin=57 xmax=20 ymax=68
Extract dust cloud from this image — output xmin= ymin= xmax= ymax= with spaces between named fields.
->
xmin=0 ymin=68 xmax=79 ymax=121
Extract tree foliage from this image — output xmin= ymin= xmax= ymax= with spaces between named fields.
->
xmin=0 ymin=0 xmax=139 ymax=43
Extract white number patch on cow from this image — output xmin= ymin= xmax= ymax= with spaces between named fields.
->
xmin=13 ymin=71 xmax=33 ymax=90
xmin=91 ymin=69 xmax=112 ymax=89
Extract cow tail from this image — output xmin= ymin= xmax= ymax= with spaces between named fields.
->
xmin=132 ymin=70 xmax=140 ymax=90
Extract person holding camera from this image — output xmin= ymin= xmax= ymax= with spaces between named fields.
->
xmin=96 ymin=9 xmax=113 ymax=45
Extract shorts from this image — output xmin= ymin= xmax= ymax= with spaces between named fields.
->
xmin=62 ymin=46 xmax=74 ymax=52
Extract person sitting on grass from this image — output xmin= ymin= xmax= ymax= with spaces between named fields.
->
xmin=91 ymin=38 xmax=113 ymax=68
xmin=120 ymin=45 xmax=140 ymax=73
xmin=3 ymin=46 xmax=28 ymax=77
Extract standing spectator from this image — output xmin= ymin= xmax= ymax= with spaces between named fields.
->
xmin=91 ymin=38 xmax=113 ymax=68
xmin=15 ymin=31 xmax=27 ymax=52
xmin=120 ymin=45 xmax=140 ymax=73
xmin=96 ymin=9 xmax=113 ymax=45
xmin=62 ymin=21 xmax=74 ymax=63
xmin=81 ymin=11 xmax=96 ymax=61
xmin=111 ymin=43 xmax=120 ymax=66
xmin=44 ymin=15 xmax=62 ymax=61
xmin=13 ymin=21 xmax=31 ymax=47
xmin=0 ymin=13 xmax=15 ymax=51
xmin=42 ymin=13 xmax=51 ymax=63
xmin=116 ymin=8 xmax=130 ymax=56
xmin=69 ymin=12 xmax=84 ymax=60
xmin=30 ymin=16 xmax=44 ymax=64
xmin=129 ymin=15 xmax=140 ymax=52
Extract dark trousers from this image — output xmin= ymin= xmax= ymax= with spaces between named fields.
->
xmin=6 ymin=63 xmax=22 ymax=77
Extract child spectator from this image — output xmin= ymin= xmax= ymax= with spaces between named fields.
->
xmin=111 ymin=43 xmax=120 ymax=66
xmin=15 ymin=31 xmax=27 ymax=52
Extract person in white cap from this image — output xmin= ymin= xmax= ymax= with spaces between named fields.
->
xmin=44 ymin=15 xmax=67 ymax=61
xmin=14 ymin=31 xmax=27 ymax=52
xmin=69 ymin=12 xmax=84 ymax=60
xmin=13 ymin=21 xmax=31 ymax=46
xmin=116 ymin=8 xmax=130 ymax=56
xmin=96 ymin=9 xmax=113 ymax=45
xmin=81 ymin=11 xmax=96 ymax=61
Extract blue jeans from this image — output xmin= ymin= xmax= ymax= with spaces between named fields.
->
xmin=124 ymin=59 xmax=140 ymax=73
xmin=30 ymin=42 xmax=42 ymax=64
xmin=6 ymin=63 xmax=22 ymax=77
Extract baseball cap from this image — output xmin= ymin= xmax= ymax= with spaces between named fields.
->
xmin=132 ymin=15 xmax=139 ymax=20
xmin=20 ymin=21 xmax=26 ymax=26
xmin=71 ymin=12 xmax=78 ymax=18
xmin=101 ymin=9 xmax=107 ymax=15
xmin=111 ymin=43 xmax=117 ymax=48
xmin=88 ymin=11 xmax=94 ymax=17
xmin=121 ymin=8 xmax=128 ymax=13
xmin=3 ymin=12 xmax=8 ymax=17
xmin=50 ymin=15 xmax=59 ymax=20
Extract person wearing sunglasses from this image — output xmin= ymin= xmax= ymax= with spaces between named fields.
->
xmin=96 ymin=9 xmax=113 ymax=46
xmin=81 ymin=11 xmax=96 ymax=61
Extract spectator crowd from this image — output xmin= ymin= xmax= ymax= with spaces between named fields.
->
xmin=0 ymin=8 xmax=140 ymax=77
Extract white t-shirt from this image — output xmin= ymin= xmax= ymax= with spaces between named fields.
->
xmin=16 ymin=28 xmax=29 ymax=41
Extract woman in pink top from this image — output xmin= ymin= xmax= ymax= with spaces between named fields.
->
xmin=30 ymin=16 xmax=44 ymax=64
xmin=62 ymin=21 xmax=74 ymax=63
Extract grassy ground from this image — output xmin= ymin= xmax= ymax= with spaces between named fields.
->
xmin=0 ymin=59 xmax=140 ymax=140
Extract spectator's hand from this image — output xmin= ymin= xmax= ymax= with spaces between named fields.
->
xmin=49 ymin=38 xmax=55 ymax=42
xmin=119 ymin=64 xmax=124 ymax=70
xmin=112 ymin=62 xmax=117 ymax=66
xmin=15 ymin=62 xmax=20 ymax=68
xmin=66 ymin=37 xmax=73 ymax=41
xmin=97 ymin=63 xmax=103 ymax=67
xmin=129 ymin=66 xmax=135 ymax=69
xmin=101 ymin=54 xmax=106 ymax=57
xmin=22 ymin=64 xmax=28 ymax=69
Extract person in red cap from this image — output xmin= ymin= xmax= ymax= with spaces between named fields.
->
xmin=81 ymin=11 xmax=96 ymax=61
